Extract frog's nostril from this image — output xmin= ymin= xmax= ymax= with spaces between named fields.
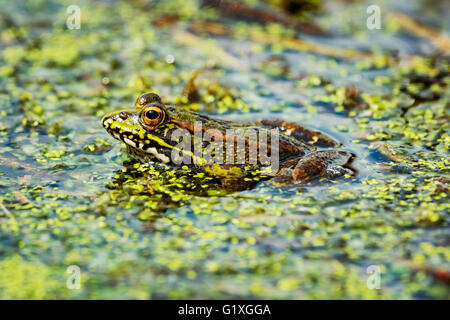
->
xmin=119 ymin=112 xmax=128 ymax=120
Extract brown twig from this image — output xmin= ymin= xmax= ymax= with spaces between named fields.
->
xmin=390 ymin=12 xmax=450 ymax=53
xmin=0 ymin=201 xmax=15 ymax=220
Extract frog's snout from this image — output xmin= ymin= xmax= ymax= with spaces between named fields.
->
xmin=102 ymin=112 xmax=128 ymax=129
xmin=101 ymin=115 xmax=112 ymax=129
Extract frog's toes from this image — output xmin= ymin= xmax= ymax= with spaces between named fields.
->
xmin=312 ymin=150 xmax=354 ymax=166
xmin=324 ymin=165 xmax=353 ymax=178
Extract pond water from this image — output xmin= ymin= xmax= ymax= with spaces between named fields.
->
xmin=0 ymin=0 xmax=448 ymax=299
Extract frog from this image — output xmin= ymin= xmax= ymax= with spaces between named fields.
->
xmin=102 ymin=93 xmax=354 ymax=190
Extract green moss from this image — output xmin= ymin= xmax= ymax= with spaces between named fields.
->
xmin=0 ymin=256 xmax=66 ymax=299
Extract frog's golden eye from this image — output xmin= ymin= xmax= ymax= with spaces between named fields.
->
xmin=140 ymin=104 xmax=166 ymax=128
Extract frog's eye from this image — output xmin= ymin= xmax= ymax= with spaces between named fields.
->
xmin=140 ymin=104 xmax=166 ymax=128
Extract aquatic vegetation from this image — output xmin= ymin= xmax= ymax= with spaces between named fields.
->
xmin=0 ymin=0 xmax=448 ymax=299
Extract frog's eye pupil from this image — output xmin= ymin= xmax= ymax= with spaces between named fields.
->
xmin=145 ymin=110 xmax=159 ymax=120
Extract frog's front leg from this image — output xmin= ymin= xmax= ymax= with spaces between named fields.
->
xmin=273 ymin=150 xmax=354 ymax=184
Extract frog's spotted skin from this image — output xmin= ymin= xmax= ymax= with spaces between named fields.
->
xmin=102 ymin=93 xmax=354 ymax=188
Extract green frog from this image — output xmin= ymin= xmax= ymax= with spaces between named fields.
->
xmin=102 ymin=93 xmax=354 ymax=189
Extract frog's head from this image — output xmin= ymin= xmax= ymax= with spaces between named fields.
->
xmin=102 ymin=93 xmax=219 ymax=164
xmin=102 ymin=93 xmax=182 ymax=163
